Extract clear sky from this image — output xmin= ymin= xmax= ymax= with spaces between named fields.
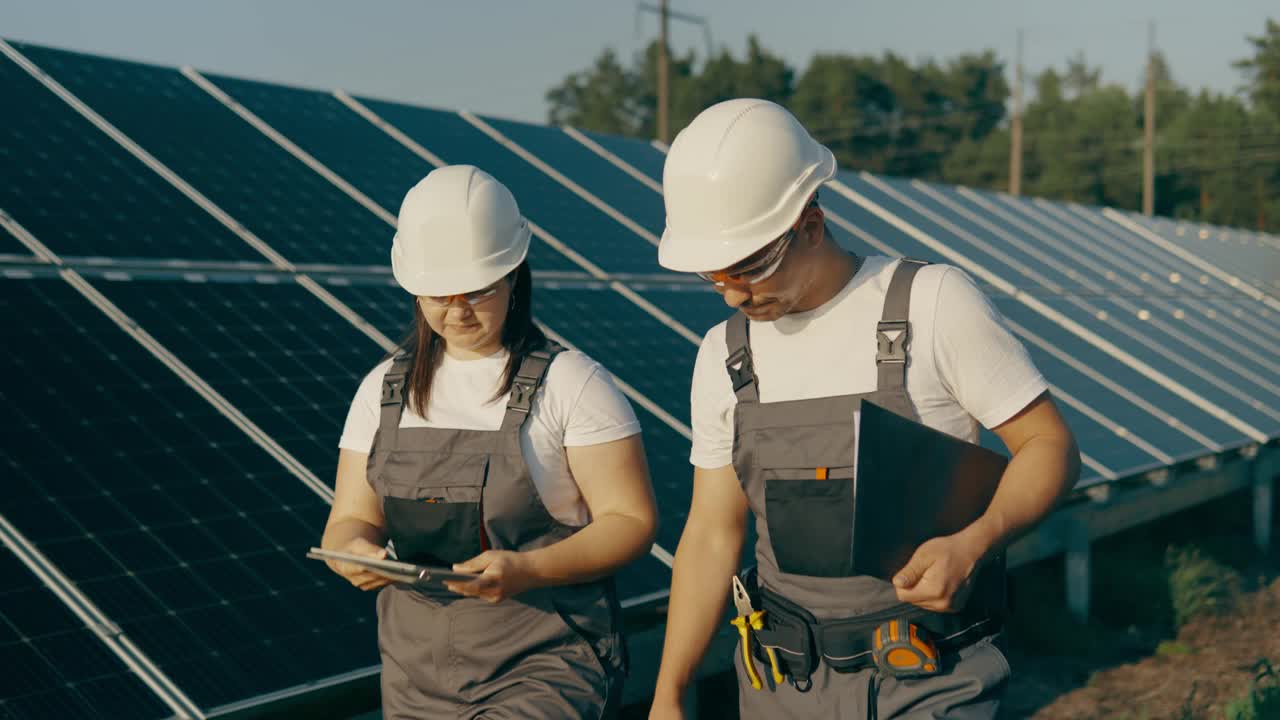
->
xmin=2 ymin=0 xmax=1275 ymax=125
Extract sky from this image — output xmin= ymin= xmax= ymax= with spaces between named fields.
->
xmin=1 ymin=0 xmax=1276 ymax=126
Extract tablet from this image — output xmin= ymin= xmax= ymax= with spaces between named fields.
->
xmin=307 ymin=547 xmax=481 ymax=588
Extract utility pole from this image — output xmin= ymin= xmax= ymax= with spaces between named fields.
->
xmin=1143 ymin=20 xmax=1156 ymax=216
xmin=1010 ymin=28 xmax=1023 ymax=196
xmin=638 ymin=2 xmax=711 ymax=142
xmin=657 ymin=0 xmax=670 ymax=144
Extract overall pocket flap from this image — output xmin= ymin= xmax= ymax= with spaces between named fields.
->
xmin=751 ymin=425 xmax=857 ymax=469
xmin=382 ymin=452 xmax=490 ymax=496
xmin=383 ymin=455 xmax=489 ymax=501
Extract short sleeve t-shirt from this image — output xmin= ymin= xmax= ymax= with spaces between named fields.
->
xmin=341 ymin=348 xmax=642 ymax=526
xmin=690 ymin=257 xmax=1048 ymax=469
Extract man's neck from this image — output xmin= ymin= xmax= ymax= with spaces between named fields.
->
xmin=792 ymin=246 xmax=862 ymax=313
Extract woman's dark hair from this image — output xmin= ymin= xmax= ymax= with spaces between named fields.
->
xmin=392 ymin=260 xmax=546 ymax=418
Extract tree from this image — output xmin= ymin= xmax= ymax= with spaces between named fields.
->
xmin=545 ymin=36 xmax=788 ymax=139
xmin=792 ymin=50 xmax=1007 ymax=179
xmin=545 ymin=49 xmax=644 ymax=136
xmin=1234 ymin=18 xmax=1280 ymax=117
xmin=546 ymin=21 xmax=1280 ymax=231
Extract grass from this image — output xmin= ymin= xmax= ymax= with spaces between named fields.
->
xmin=1223 ymin=660 xmax=1280 ymax=720
xmin=1166 ymin=544 xmax=1242 ymax=628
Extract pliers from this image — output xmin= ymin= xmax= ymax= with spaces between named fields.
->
xmin=731 ymin=575 xmax=784 ymax=689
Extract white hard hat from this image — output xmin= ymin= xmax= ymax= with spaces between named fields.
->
xmin=658 ymin=99 xmax=836 ymax=273
xmin=390 ymin=165 xmax=531 ymax=296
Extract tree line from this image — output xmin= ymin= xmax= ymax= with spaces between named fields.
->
xmin=547 ymin=20 xmax=1280 ymax=232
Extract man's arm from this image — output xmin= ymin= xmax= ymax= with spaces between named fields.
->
xmin=893 ymin=391 xmax=1080 ymax=610
xmin=649 ymin=463 xmax=749 ymax=719
xmin=973 ymin=391 xmax=1081 ymax=554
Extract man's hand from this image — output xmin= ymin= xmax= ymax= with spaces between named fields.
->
xmin=892 ymin=527 xmax=991 ymax=612
xmin=446 ymin=550 xmax=538 ymax=603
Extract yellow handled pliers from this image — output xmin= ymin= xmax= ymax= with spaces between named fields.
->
xmin=731 ymin=576 xmax=784 ymax=689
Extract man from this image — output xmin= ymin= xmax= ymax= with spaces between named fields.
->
xmin=649 ymin=99 xmax=1080 ymax=719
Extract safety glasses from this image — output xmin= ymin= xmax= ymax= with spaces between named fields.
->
xmin=421 ymin=281 xmax=503 ymax=307
xmin=696 ymin=229 xmax=795 ymax=288
xmin=695 ymin=192 xmax=818 ymax=288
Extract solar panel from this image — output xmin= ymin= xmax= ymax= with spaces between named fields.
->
xmin=834 ymin=172 xmax=1274 ymax=438
xmin=0 ymin=274 xmax=378 ymax=711
xmin=354 ymin=96 xmax=670 ymax=276
xmin=200 ymin=74 xmax=576 ymax=274
xmin=1139 ymin=214 xmax=1280 ymax=294
xmin=535 ymin=284 xmax=696 ymax=420
xmin=909 ymin=181 xmax=1280 ymax=393
xmin=992 ymin=194 xmax=1280 ymax=347
xmin=835 ymin=171 xmax=1280 ymax=438
xmin=0 ymin=548 xmax=171 ymax=720
xmin=481 ymin=117 xmax=666 ymax=239
xmin=86 ymin=274 xmax=383 ymax=483
xmin=0 ymin=231 xmax=31 ymax=257
xmin=817 ymin=182 xmax=1250 ymax=454
xmin=1070 ymin=206 xmax=1280 ymax=333
xmin=582 ymin=131 xmax=667 ymax=183
xmin=14 ymin=43 xmax=392 ymax=268
xmin=626 ymin=284 xmax=732 ymax=338
xmin=0 ymin=53 xmax=260 ymax=263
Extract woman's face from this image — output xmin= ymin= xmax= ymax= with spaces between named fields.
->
xmin=418 ymin=276 xmax=512 ymax=358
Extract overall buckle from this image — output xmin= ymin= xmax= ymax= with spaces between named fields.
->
xmin=876 ymin=321 xmax=909 ymax=364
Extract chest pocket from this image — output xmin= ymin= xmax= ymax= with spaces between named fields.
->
xmin=382 ymin=453 xmax=489 ymax=566
xmin=752 ymin=420 xmax=859 ymax=578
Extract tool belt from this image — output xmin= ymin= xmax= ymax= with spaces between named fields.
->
xmin=741 ymin=569 xmax=1003 ymax=684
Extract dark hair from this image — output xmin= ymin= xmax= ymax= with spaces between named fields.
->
xmin=391 ymin=260 xmax=546 ymax=418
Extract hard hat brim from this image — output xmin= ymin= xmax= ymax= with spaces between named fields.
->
xmin=657 ymin=227 xmax=780 ymax=273
xmin=391 ymin=225 xmax=531 ymax=297
xmin=658 ymin=147 xmax=836 ymax=274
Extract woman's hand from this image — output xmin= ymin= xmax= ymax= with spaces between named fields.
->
xmin=326 ymin=536 xmax=394 ymax=592
xmin=446 ymin=550 xmax=539 ymax=603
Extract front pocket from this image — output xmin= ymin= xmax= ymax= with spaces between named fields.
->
xmin=384 ymin=487 xmax=483 ymax=566
xmin=764 ymin=470 xmax=855 ymax=577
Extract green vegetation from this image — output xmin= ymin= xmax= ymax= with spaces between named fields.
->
xmin=549 ymin=19 xmax=1280 ymax=231
xmin=1166 ymin=545 xmax=1242 ymax=628
xmin=1223 ymin=660 xmax=1280 ymax=720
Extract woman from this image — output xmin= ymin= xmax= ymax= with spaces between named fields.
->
xmin=322 ymin=165 xmax=658 ymax=719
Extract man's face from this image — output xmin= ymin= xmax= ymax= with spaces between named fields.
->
xmin=704 ymin=204 xmax=825 ymax=322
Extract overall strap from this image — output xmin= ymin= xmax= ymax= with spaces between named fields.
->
xmin=370 ymin=353 xmax=413 ymax=485
xmin=876 ymin=259 xmax=929 ymax=393
xmin=724 ymin=312 xmax=759 ymax=403
xmin=499 ymin=342 xmax=565 ymax=432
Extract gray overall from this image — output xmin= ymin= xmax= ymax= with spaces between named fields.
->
xmin=367 ymin=345 xmax=625 ymax=719
xmin=728 ymin=259 xmax=1011 ymax=719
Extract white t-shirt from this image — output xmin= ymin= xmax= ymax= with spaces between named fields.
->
xmin=690 ymin=257 xmax=1049 ymax=469
xmin=340 ymin=349 xmax=642 ymax=526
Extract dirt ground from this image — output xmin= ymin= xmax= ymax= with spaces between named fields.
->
xmin=1001 ymin=578 xmax=1280 ymax=719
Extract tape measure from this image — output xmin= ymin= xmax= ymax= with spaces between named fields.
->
xmin=872 ymin=619 xmax=941 ymax=679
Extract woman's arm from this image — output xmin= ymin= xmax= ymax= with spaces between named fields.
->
xmin=321 ymin=448 xmax=393 ymax=591
xmin=448 ymin=434 xmax=658 ymax=600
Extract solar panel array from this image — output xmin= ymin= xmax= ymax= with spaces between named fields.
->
xmin=1 ymin=38 xmax=1277 ymax=718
